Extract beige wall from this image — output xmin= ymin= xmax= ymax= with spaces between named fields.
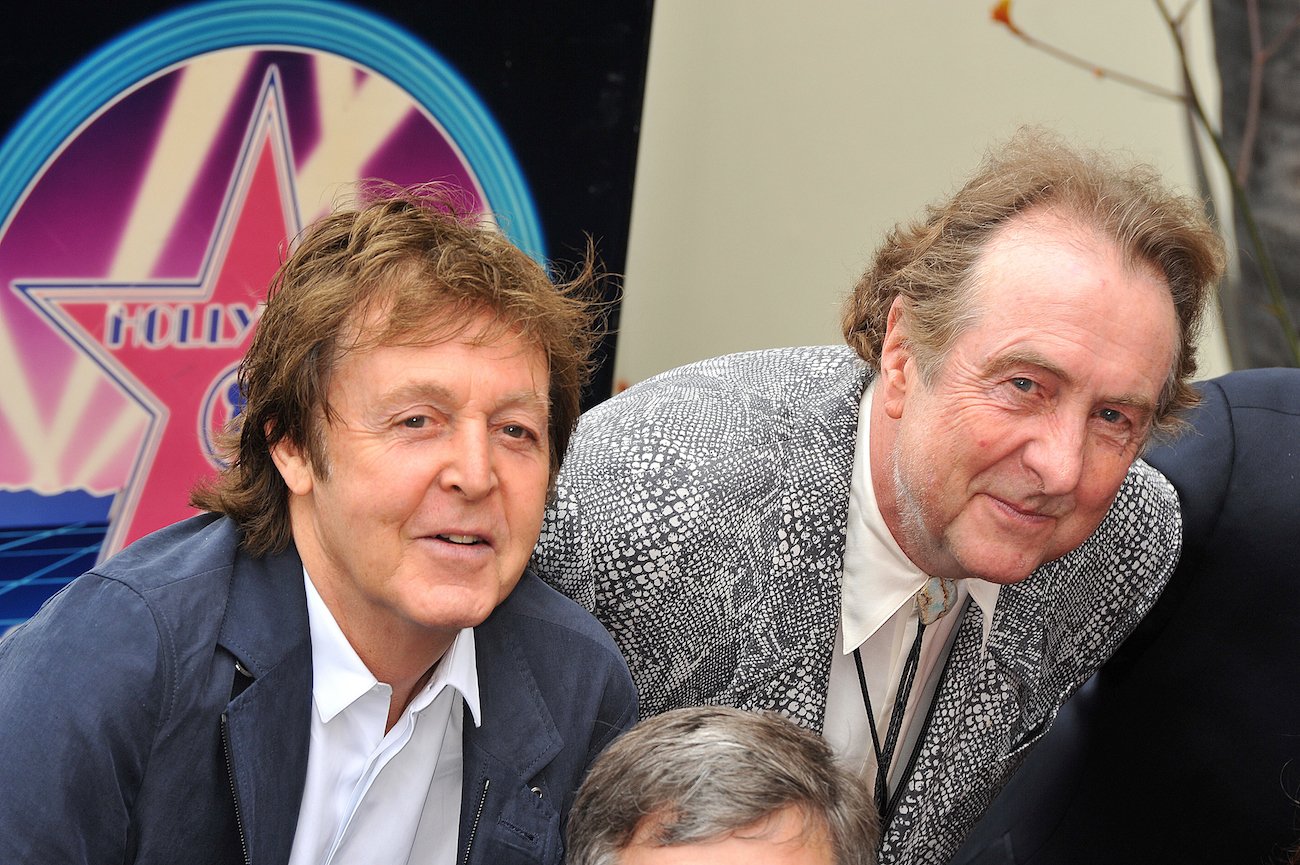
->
xmin=614 ymin=0 xmax=1230 ymax=391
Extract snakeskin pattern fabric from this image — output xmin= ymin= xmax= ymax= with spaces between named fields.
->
xmin=532 ymin=345 xmax=1180 ymax=863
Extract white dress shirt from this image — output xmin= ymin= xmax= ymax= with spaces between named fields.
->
xmin=287 ymin=571 xmax=482 ymax=865
xmin=823 ymin=382 xmax=999 ymax=801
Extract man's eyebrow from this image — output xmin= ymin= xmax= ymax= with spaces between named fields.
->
xmin=495 ymin=391 xmax=551 ymax=417
xmin=1099 ymin=392 xmax=1158 ymax=416
xmin=983 ymin=350 xmax=1069 ymax=384
xmin=983 ymin=350 xmax=1157 ymax=416
xmin=379 ymin=382 xmax=550 ymax=415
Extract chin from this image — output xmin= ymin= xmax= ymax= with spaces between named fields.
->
xmin=409 ymin=591 xmax=505 ymax=632
xmin=970 ymin=569 xmax=1037 ymax=586
xmin=953 ymin=551 xmax=1042 ymax=585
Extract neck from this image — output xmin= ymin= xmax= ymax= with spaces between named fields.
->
xmin=358 ymin=629 xmax=457 ymax=732
xmin=305 ymin=575 xmax=459 ymax=732
xmin=383 ymin=660 xmax=441 ymax=732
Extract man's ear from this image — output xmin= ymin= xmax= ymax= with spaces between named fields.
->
xmin=879 ymin=296 xmax=916 ymax=420
xmin=269 ymin=433 xmax=314 ymax=496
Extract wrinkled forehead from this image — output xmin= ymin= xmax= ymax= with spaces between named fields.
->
xmin=308 ymin=295 xmax=548 ymax=428
xmin=624 ymin=804 xmax=834 ymax=865
xmin=332 ymin=287 xmax=529 ymax=359
xmin=976 ymin=206 xmax=1169 ymax=290
xmin=966 ymin=209 xmax=1177 ymax=348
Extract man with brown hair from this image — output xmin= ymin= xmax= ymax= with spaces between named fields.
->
xmin=534 ymin=128 xmax=1224 ymax=863
xmin=0 ymin=185 xmax=636 ymax=865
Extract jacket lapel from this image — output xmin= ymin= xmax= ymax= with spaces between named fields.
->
xmin=882 ymin=464 xmax=1182 ymax=863
xmin=741 ymin=355 xmax=870 ymax=729
xmin=980 ymin=576 xmax=1057 ymax=754
xmin=218 ymin=545 xmax=313 ymax=865
xmin=886 ymin=562 xmax=1096 ymax=861
xmin=882 ymin=594 xmax=1031 ymax=863
xmin=458 ymin=622 xmax=563 ymax=864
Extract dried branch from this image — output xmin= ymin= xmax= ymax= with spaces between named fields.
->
xmin=1152 ymin=0 xmax=1300 ymax=363
xmin=989 ymin=1 xmax=1184 ymax=101
xmin=1238 ymin=0 xmax=1264 ymax=186
xmin=1239 ymin=4 xmax=1300 ymax=185
xmin=1262 ymin=7 xmax=1300 ymax=59
xmin=993 ymin=0 xmax=1300 ymax=365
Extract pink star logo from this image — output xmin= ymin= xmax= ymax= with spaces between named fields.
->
xmin=19 ymin=73 xmax=301 ymax=558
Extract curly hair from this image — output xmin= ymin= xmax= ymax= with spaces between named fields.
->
xmin=190 ymin=183 xmax=601 ymax=555
xmin=842 ymin=127 xmax=1225 ymax=439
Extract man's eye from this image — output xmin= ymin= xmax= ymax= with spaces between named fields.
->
xmin=502 ymin=424 xmax=534 ymax=440
xmin=402 ymin=416 xmax=427 ymax=429
xmin=1010 ymin=377 xmax=1034 ymax=392
xmin=1097 ymin=408 xmax=1127 ymax=425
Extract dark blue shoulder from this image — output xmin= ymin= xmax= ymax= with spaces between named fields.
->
xmin=486 ymin=569 xmax=623 ymax=655
xmin=91 ymin=512 xmax=241 ymax=593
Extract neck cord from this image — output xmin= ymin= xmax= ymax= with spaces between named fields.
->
xmin=853 ymin=620 xmax=926 ymax=822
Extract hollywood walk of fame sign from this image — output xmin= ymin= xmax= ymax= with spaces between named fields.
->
xmin=0 ymin=1 xmax=614 ymax=623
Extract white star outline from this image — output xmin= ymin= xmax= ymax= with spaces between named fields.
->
xmin=16 ymin=67 xmax=303 ymax=560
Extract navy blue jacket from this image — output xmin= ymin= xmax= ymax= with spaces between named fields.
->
xmin=0 ymin=513 xmax=637 ymax=864
xmin=952 ymin=368 xmax=1300 ymax=865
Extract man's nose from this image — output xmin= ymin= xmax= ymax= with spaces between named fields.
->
xmin=438 ymin=424 xmax=497 ymax=499
xmin=1021 ymin=416 xmax=1085 ymax=496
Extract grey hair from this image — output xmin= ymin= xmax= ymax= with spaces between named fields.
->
xmin=566 ymin=706 xmax=879 ymax=865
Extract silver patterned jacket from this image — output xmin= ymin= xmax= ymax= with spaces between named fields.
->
xmin=532 ymin=345 xmax=1180 ymax=864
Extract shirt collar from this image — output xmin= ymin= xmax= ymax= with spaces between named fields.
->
xmin=302 ymin=570 xmax=482 ymax=727
xmin=966 ymin=578 xmax=1000 ymax=646
xmin=841 ymin=381 xmax=1000 ymax=650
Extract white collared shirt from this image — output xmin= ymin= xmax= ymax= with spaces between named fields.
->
xmin=822 ymin=381 xmax=1000 ymax=799
xmin=287 ymin=571 xmax=482 ymax=865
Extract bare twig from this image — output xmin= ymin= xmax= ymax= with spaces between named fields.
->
xmin=1180 ymin=63 xmax=1219 ymax=227
xmin=991 ymin=2 xmax=1184 ymax=101
xmin=1153 ymin=0 xmax=1300 ymax=363
xmin=1262 ymin=8 xmax=1300 ymax=59
xmin=1237 ymin=0 xmax=1264 ymax=186
xmin=1231 ymin=3 xmax=1300 ymax=186
xmin=994 ymin=0 xmax=1300 ymax=365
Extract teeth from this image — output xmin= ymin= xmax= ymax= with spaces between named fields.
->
xmin=441 ymin=534 xmax=480 ymax=545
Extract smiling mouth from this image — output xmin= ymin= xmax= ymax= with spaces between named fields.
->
xmin=987 ymin=495 xmax=1056 ymax=522
xmin=437 ymin=534 xmax=485 ymax=546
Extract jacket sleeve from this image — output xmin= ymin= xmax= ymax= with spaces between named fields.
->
xmin=0 ymin=574 xmax=166 ymax=863
xmin=583 ymin=647 xmax=638 ymax=768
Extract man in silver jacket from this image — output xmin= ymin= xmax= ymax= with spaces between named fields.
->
xmin=534 ymin=129 xmax=1225 ymax=864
